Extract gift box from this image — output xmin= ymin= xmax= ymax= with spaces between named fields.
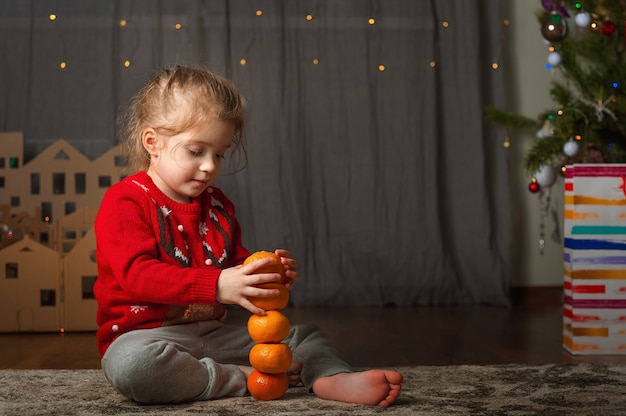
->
xmin=563 ymin=164 xmax=626 ymax=355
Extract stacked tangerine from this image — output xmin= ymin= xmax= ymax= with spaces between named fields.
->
xmin=244 ymin=251 xmax=292 ymax=401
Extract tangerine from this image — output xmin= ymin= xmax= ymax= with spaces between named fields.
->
xmin=246 ymin=369 xmax=289 ymax=401
xmin=244 ymin=251 xmax=286 ymax=282
xmin=249 ymin=342 xmax=293 ymax=374
xmin=248 ymin=282 xmax=289 ymax=311
xmin=248 ymin=310 xmax=291 ymax=343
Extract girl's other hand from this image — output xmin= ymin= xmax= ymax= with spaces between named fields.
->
xmin=216 ymin=258 xmax=283 ymax=315
xmin=274 ymin=248 xmax=299 ymax=290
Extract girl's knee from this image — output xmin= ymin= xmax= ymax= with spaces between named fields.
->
xmin=102 ymin=339 xmax=179 ymax=402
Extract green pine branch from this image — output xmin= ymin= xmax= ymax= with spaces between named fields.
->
xmin=488 ymin=1 xmax=626 ymax=174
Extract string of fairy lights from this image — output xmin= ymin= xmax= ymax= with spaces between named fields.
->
xmin=3 ymin=5 xmax=513 ymax=242
xmin=45 ymin=7 xmax=510 ymax=75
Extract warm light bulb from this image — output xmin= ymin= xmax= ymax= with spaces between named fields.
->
xmin=442 ymin=21 xmax=449 ymax=28
xmin=429 ymin=61 xmax=436 ymax=68
xmin=491 ymin=62 xmax=499 ymax=70
xmin=256 ymin=10 xmax=263 ymax=16
xmin=175 ymin=23 xmax=182 ymax=30
xmin=312 ymin=58 xmax=319 ymax=65
xmin=60 ymin=61 xmax=67 ymax=69
xmin=306 ymin=14 xmax=313 ymax=21
xmin=368 ymin=18 xmax=375 ymax=25
xmin=120 ymin=19 xmax=127 ymax=27
xmin=378 ymin=65 xmax=385 ymax=72
xmin=240 ymin=59 xmax=247 ymax=66
xmin=124 ymin=60 xmax=131 ymax=68
xmin=49 ymin=14 xmax=57 ymax=21
xmin=503 ymin=18 xmax=510 ymax=26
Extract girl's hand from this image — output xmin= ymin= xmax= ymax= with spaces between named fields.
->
xmin=274 ymin=248 xmax=299 ymax=290
xmin=216 ymin=258 xmax=284 ymax=315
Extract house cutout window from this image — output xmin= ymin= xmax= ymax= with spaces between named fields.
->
xmin=0 ymin=177 xmax=5 ymax=187
xmin=82 ymin=276 xmax=97 ymax=299
xmin=6 ymin=262 xmax=18 ymax=278
xmin=0 ymin=157 xmax=4 ymax=168
xmin=10 ymin=196 xmax=20 ymax=207
xmin=31 ymin=173 xmax=40 ymax=194
xmin=40 ymin=289 xmax=56 ymax=306
xmin=114 ymin=156 xmax=129 ymax=167
xmin=41 ymin=202 xmax=52 ymax=223
xmin=54 ymin=150 xmax=70 ymax=160
xmin=75 ymin=173 xmax=86 ymax=194
xmin=98 ymin=175 xmax=112 ymax=188
xmin=53 ymin=173 xmax=65 ymax=194
xmin=65 ymin=202 xmax=76 ymax=216
xmin=9 ymin=157 xmax=19 ymax=168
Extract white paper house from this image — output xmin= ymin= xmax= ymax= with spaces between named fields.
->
xmin=0 ymin=237 xmax=62 ymax=332
xmin=63 ymin=228 xmax=98 ymax=331
xmin=0 ymin=132 xmax=127 ymax=331
xmin=0 ymin=132 xmax=126 ymax=239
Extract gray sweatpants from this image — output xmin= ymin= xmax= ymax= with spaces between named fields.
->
xmin=101 ymin=320 xmax=353 ymax=403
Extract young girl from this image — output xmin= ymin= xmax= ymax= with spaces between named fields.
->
xmin=94 ymin=65 xmax=402 ymax=407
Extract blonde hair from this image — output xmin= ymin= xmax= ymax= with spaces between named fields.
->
xmin=120 ymin=65 xmax=247 ymax=173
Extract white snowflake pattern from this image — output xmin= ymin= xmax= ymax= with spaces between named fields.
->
xmin=218 ymin=249 xmax=227 ymax=263
xmin=199 ymin=221 xmax=208 ymax=236
xmin=130 ymin=305 xmax=148 ymax=314
xmin=209 ymin=209 xmax=218 ymax=222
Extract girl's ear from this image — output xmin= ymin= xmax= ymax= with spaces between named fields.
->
xmin=142 ymin=128 xmax=159 ymax=156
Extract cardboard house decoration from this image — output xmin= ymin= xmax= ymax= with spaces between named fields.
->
xmin=0 ymin=132 xmax=127 ymax=332
xmin=63 ymin=228 xmax=98 ymax=331
xmin=0 ymin=237 xmax=62 ymax=332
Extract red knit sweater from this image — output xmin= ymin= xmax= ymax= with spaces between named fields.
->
xmin=94 ymin=171 xmax=250 ymax=356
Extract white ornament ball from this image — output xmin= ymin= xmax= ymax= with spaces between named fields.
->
xmin=575 ymin=12 xmax=591 ymax=28
xmin=534 ymin=164 xmax=557 ymax=188
xmin=563 ymin=140 xmax=579 ymax=157
xmin=547 ymin=51 xmax=561 ymax=67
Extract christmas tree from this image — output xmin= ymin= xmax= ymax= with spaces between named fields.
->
xmin=487 ymin=0 xmax=626 ymax=192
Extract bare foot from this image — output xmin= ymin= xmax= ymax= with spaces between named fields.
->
xmin=287 ymin=361 xmax=304 ymax=387
xmin=312 ymin=370 xmax=403 ymax=407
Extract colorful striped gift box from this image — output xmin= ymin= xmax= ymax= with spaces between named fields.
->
xmin=563 ymin=164 xmax=626 ymax=355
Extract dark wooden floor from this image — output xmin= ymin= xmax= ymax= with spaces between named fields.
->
xmin=2 ymin=287 xmax=625 ymax=370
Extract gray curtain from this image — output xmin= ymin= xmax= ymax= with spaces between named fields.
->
xmin=0 ymin=1 xmax=511 ymax=306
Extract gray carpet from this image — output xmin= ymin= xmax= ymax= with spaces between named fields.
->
xmin=1 ymin=364 xmax=626 ymax=415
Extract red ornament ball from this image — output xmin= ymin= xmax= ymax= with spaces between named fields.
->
xmin=603 ymin=20 xmax=616 ymax=36
xmin=528 ymin=181 xmax=541 ymax=193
